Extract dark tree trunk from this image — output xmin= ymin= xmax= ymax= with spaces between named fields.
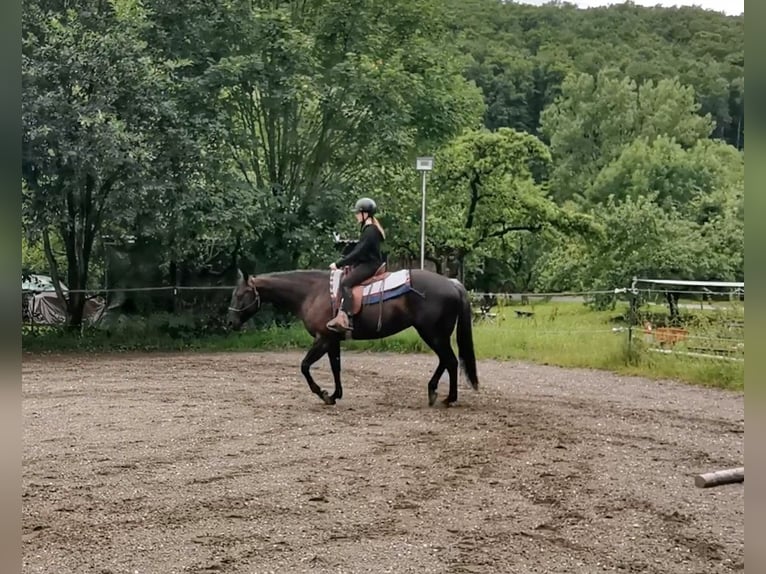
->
xmin=666 ymin=291 xmax=680 ymax=324
xmin=68 ymin=292 xmax=87 ymax=329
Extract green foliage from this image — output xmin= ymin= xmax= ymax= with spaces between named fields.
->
xmin=22 ymin=0 xmax=183 ymax=323
xmin=179 ymin=0 xmax=485 ymax=270
xmin=693 ymin=182 xmax=744 ymax=281
xmin=445 ymin=0 xmax=743 ymax=148
xmin=540 ymin=72 xmax=715 ymax=202
xmin=425 ymin=127 xmax=595 ymax=280
xmin=22 ymin=234 xmax=53 ymax=275
xmin=585 ymin=195 xmax=708 ymax=286
xmin=535 ymin=192 xmax=742 ymax=299
xmin=588 ymin=136 xmax=743 ymax=208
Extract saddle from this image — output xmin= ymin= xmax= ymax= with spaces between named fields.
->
xmin=330 ymin=264 xmax=412 ymax=315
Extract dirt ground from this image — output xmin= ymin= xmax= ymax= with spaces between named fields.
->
xmin=22 ymin=351 xmax=744 ymax=574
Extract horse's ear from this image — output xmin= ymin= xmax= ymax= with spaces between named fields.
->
xmin=237 ymin=268 xmax=248 ymax=285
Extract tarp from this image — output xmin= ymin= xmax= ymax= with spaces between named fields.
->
xmin=24 ymin=292 xmax=106 ymax=326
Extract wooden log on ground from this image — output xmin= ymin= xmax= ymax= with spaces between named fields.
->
xmin=694 ymin=467 xmax=744 ymax=488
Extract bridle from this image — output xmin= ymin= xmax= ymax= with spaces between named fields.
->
xmin=228 ymin=280 xmax=261 ymax=315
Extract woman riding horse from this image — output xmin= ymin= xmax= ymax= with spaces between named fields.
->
xmin=327 ymin=197 xmax=385 ymax=333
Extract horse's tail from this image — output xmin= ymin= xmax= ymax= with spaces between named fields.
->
xmin=453 ymin=280 xmax=479 ymax=390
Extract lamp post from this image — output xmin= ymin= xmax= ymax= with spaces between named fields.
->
xmin=415 ymin=156 xmax=434 ymax=270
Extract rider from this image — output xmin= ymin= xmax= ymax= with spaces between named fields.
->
xmin=327 ymin=197 xmax=386 ymax=332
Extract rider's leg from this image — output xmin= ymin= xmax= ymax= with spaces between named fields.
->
xmin=327 ymin=263 xmax=380 ymax=332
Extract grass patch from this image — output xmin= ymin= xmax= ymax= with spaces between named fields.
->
xmin=22 ymin=301 xmax=743 ymax=391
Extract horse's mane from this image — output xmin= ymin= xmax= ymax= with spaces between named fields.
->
xmin=254 ymin=269 xmax=329 ymax=281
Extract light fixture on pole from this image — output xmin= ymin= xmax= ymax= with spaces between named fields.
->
xmin=415 ymin=156 xmax=434 ymax=270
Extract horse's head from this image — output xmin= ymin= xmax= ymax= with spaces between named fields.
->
xmin=227 ymin=268 xmax=261 ymax=330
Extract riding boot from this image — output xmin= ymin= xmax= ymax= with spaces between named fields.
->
xmin=327 ymin=286 xmax=354 ymax=332
xmin=342 ymin=287 xmax=354 ymax=330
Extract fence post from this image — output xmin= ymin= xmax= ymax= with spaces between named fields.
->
xmin=173 ymin=265 xmax=181 ymax=314
xmin=30 ymin=295 xmax=35 ymax=335
xmin=627 ymin=291 xmax=639 ymax=351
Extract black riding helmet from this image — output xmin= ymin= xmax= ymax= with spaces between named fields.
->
xmin=352 ymin=197 xmax=377 ymax=215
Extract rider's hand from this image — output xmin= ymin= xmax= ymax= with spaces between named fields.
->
xmin=329 ymin=263 xmax=337 ymax=270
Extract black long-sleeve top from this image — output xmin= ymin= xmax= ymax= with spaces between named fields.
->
xmin=335 ymin=224 xmax=384 ymax=268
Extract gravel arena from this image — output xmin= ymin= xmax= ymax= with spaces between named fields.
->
xmin=23 ymin=351 xmax=744 ymax=573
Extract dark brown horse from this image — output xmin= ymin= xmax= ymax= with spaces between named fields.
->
xmin=227 ymin=267 xmax=479 ymax=407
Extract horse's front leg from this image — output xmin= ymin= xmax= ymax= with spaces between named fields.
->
xmin=300 ymin=337 xmax=334 ymax=405
xmin=327 ymin=337 xmax=343 ymax=402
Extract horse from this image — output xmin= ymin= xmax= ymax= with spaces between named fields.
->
xmin=226 ymin=265 xmax=479 ymax=407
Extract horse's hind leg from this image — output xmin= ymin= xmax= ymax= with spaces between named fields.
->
xmin=435 ymin=339 xmax=459 ymax=406
xmin=427 ymin=360 xmax=446 ymax=407
xmin=416 ymin=329 xmax=456 ymax=407
xmin=301 ymin=337 xmax=334 ymax=405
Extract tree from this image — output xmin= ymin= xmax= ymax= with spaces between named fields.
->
xmin=441 ymin=0 xmax=743 ymax=146
xmin=534 ymin=192 xmax=742 ymax=299
xmin=425 ymin=127 xmax=594 ymax=283
xmin=588 ymin=136 xmax=744 ymax=209
xmin=539 ymin=71 xmax=715 ymax=202
xmin=192 ymin=0 xmax=485 ymax=270
xmin=22 ymin=0 xmax=176 ymax=326
xmin=690 ymin=182 xmax=744 ymax=282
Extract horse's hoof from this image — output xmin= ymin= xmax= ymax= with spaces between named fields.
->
xmin=321 ymin=391 xmax=336 ymax=405
xmin=428 ymin=391 xmax=437 ymax=407
xmin=442 ymin=397 xmax=455 ymax=408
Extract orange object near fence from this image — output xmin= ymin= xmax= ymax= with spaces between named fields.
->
xmin=643 ymin=322 xmax=688 ymax=346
